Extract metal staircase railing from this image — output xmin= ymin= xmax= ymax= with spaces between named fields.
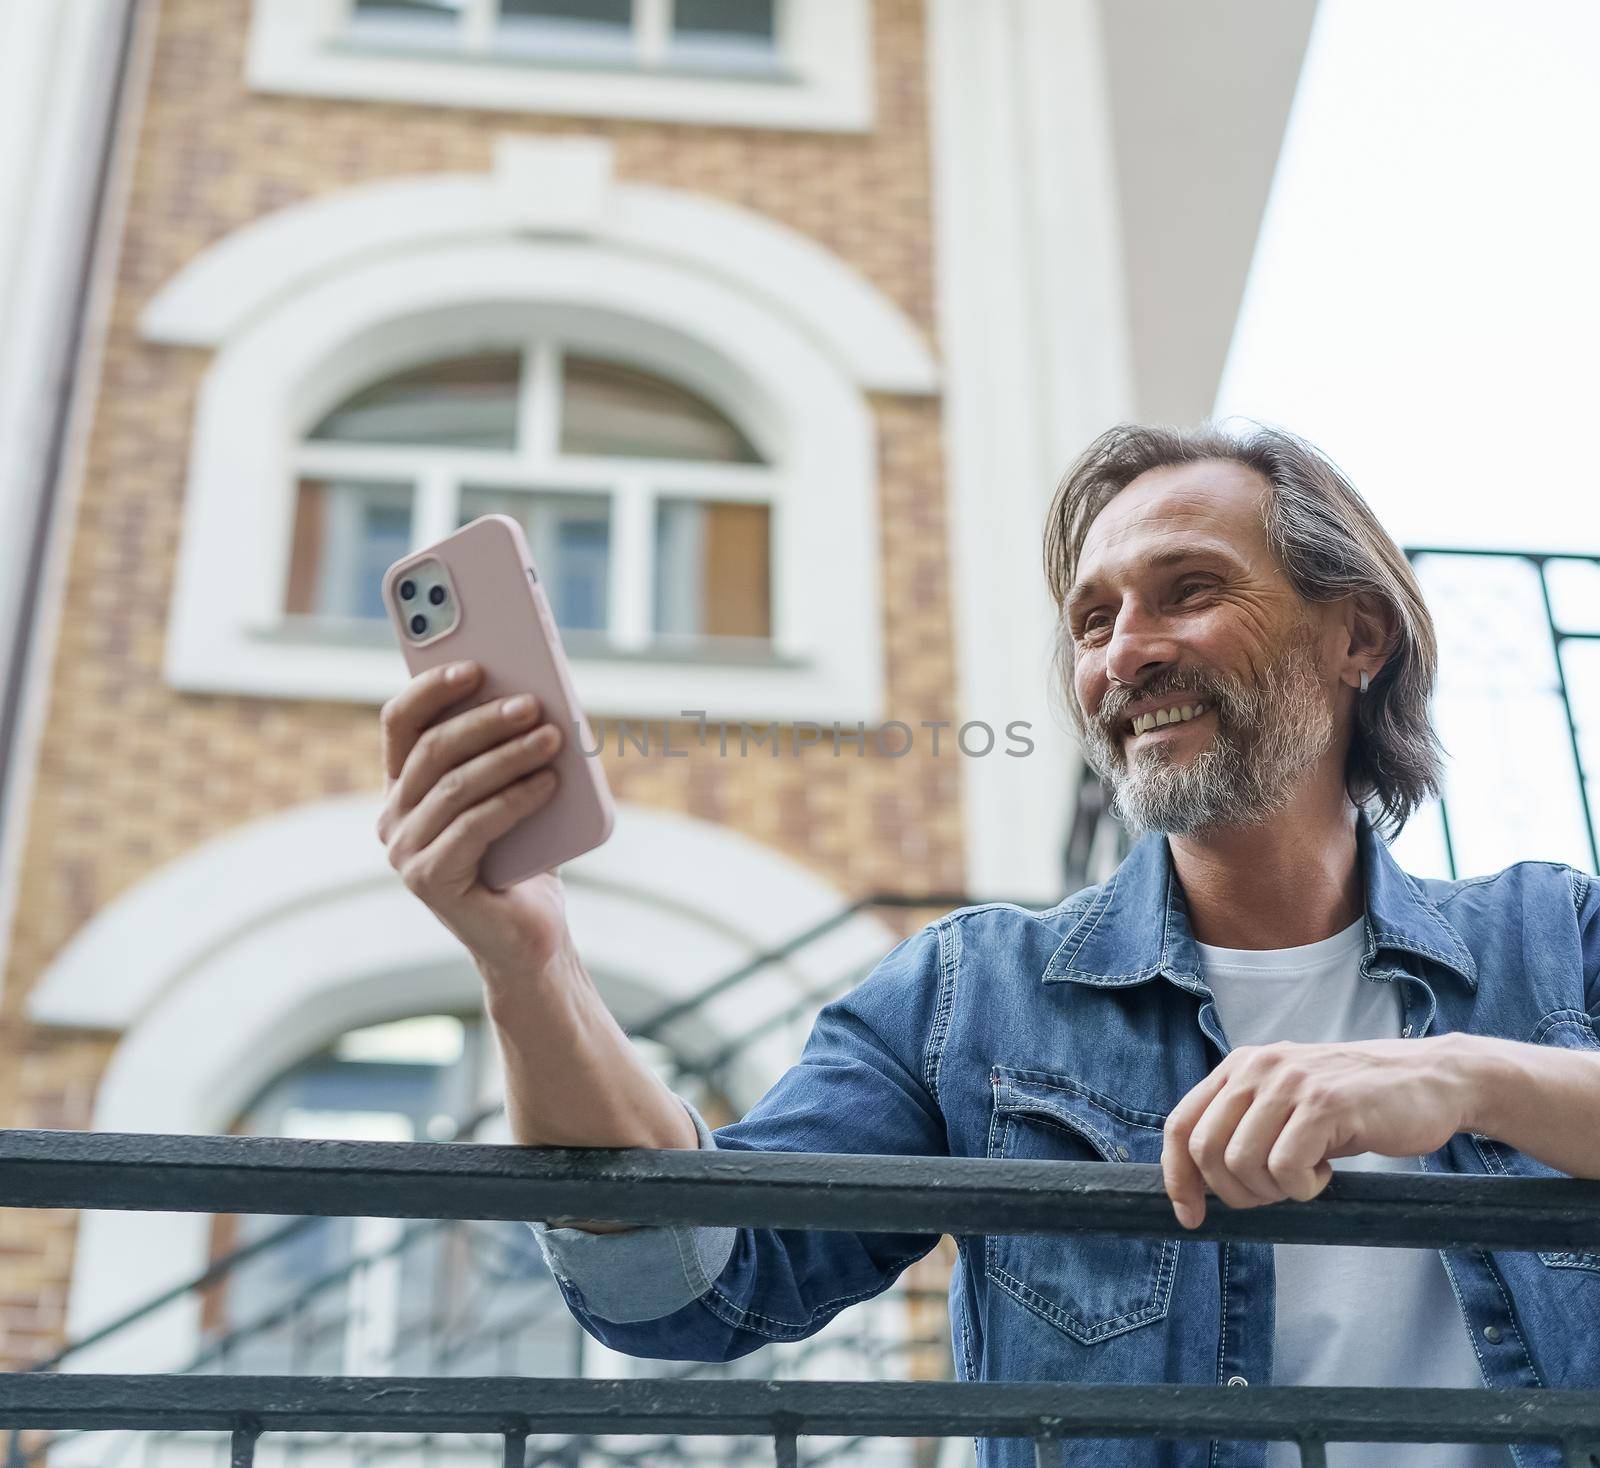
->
xmin=7 ymin=891 xmax=1048 ymax=1468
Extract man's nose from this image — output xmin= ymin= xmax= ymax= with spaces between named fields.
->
xmin=1104 ymin=609 xmax=1180 ymax=690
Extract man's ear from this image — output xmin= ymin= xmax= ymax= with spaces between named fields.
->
xmin=1345 ymin=590 xmax=1398 ymax=682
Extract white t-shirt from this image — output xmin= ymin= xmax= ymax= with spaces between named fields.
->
xmin=1195 ymin=916 xmax=1507 ymax=1468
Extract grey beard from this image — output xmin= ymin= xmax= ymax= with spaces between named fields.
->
xmin=1080 ymin=633 xmax=1336 ymax=838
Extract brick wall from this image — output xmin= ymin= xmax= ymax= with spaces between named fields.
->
xmin=0 ymin=0 xmax=961 ymax=1366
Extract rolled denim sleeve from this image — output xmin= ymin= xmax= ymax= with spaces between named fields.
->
xmin=535 ymin=920 xmax=953 ymax=1363
xmin=527 ymin=1095 xmax=736 ymax=1323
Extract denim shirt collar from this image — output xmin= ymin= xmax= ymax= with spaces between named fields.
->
xmin=1041 ymin=809 xmax=1478 ymax=995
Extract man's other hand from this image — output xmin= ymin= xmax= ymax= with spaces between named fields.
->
xmin=1158 ymin=1036 xmax=1478 ymax=1228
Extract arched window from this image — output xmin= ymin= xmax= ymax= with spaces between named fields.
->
xmin=283 ymin=342 xmax=774 ymax=654
xmin=214 ymin=1010 xmax=696 ymax=1379
xmin=144 ymin=147 xmax=936 ymax=719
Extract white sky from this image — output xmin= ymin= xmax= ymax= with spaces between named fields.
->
xmin=1215 ymin=0 xmax=1600 ymax=879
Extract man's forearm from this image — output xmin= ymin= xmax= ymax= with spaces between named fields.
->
xmin=1455 ymin=1032 xmax=1600 ymax=1179
xmin=482 ymin=931 xmax=699 ymax=1230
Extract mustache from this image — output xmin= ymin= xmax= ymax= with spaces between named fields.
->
xmin=1096 ymin=670 xmax=1225 ymax=735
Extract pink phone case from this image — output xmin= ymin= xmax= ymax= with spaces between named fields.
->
xmin=381 ymin=514 xmax=615 ymax=890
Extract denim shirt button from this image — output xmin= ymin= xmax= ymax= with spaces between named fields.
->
xmin=1116 ymin=1144 xmax=1131 ymax=1161
xmin=1226 ymin=1376 xmax=1248 ymax=1387
xmin=1400 ymin=1023 xmax=1413 ymax=1038
xmin=1482 ymin=1325 xmax=1503 ymax=1345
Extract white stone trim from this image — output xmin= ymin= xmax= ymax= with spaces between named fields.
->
xmin=37 ymin=793 xmax=897 ymax=1374
xmin=158 ymin=241 xmax=882 ymax=718
xmin=925 ymin=0 xmax=1134 ymax=902
xmin=244 ymin=0 xmax=873 ymax=134
xmin=140 ymin=139 xmax=936 ymax=395
xmin=140 ymin=140 xmax=936 ymax=720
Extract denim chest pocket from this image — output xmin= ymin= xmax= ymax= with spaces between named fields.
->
xmin=985 ymin=1067 xmax=1180 ymax=1345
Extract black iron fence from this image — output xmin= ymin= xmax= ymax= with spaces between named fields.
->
xmin=5 ymin=892 xmax=985 ymax=1387
xmin=3 ymin=1128 xmax=1600 ymax=1466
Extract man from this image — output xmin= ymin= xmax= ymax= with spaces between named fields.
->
xmin=376 ymin=422 xmax=1600 ymax=1468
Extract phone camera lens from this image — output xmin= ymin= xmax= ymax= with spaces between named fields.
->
xmin=409 ymin=614 xmax=427 ymax=635
xmin=399 ymin=579 xmax=417 ymax=601
xmin=427 ymin=585 xmax=446 ymax=606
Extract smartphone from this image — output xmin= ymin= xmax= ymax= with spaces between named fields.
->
xmin=380 ymin=514 xmax=615 ymax=890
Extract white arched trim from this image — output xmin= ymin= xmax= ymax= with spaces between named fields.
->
xmin=36 ymin=793 xmax=898 ymax=1374
xmin=142 ymin=138 xmax=923 ymax=720
xmin=158 ymin=239 xmax=885 ymax=717
xmin=141 ymin=138 xmax=937 ymax=395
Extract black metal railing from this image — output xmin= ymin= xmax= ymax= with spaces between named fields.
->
xmin=0 ymin=893 xmax=1010 ymax=1468
xmin=7 ymin=891 xmax=1007 ymax=1395
xmin=3 ymin=1128 xmax=1599 ymax=1466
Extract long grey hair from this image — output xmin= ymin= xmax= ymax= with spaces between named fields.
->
xmin=1043 ymin=420 xmax=1446 ymax=838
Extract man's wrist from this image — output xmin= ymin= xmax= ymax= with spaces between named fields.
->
xmin=477 ymin=931 xmax=584 ymax=1015
xmin=1442 ymin=1031 xmax=1522 ymax=1138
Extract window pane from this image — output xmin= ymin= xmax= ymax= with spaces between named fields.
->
xmin=460 ymin=487 xmax=611 ymax=633
xmin=350 ymin=0 xmax=467 ymax=46
xmin=310 ymin=353 xmax=521 ymax=449
xmin=286 ymin=479 xmax=412 ymax=620
xmin=497 ymin=0 xmax=635 ymax=63
xmin=562 ymin=355 xmax=761 ymax=462
xmin=1545 ymin=556 xmax=1600 ymax=635
xmin=655 ymin=497 xmax=770 ymax=640
xmin=221 ymin=1012 xmax=555 ymax=1379
xmin=1413 ymin=552 xmax=1594 ymax=874
xmin=671 ymin=0 xmax=778 ymax=72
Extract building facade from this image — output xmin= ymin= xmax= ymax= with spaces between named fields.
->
xmin=0 ymin=0 xmax=1314 ymax=1439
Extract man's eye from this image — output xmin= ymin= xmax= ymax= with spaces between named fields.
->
xmin=1176 ymin=581 xmax=1212 ymax=600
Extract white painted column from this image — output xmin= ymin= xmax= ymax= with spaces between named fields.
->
xmin=925 ymin=0 xmax=1136 ymax=903
xmin=0 ymin=0 xmax=143 ymax=998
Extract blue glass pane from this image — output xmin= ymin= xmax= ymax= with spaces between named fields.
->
xmin=671 ymin=0 xmax=778 ymax=72
xmin=553 ymin=518 xmax=609 ymax=630
xmin=357 ymin=503 xmax=411 ymax=619
xmin=350 ymin=0 xmax=466 ymax=47
xmin=287 ymin=479 xmax=412 ymax=621
xmin=497 ymin=0 xmax=634 ymax=62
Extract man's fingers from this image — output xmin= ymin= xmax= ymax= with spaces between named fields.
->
xmin=380 ymin=661 xmax=481 ymax=787
xmin=392 ymin=720 xmax=563 ymax=860
xmin=1185 ymin=1083 xmax=1278 ymax=1212
xmin=400 ymin=768 xmax=560 ymax=901
xmin=1216 ymin=1092 xmax=1296 ymax=1206
xmin=1266 ymin=1110 xmax=1338 ymax=1201
xmin=1162 ymin=1068 xmax=1229 ymax=1228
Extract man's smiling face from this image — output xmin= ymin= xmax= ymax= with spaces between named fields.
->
xmin=1066 ymin=458 xmax=1345 ymax=835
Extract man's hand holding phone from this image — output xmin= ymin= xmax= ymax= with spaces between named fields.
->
xmin=376 ymin=659 xmax=574 ymax=988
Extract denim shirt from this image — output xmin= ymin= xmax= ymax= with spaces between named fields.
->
xmin=531 ymin=813 xmax=1600 ymax=1468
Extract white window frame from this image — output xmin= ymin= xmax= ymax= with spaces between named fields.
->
xmin=141 ymin=141 xmax=938 ymax=723
xmin=293 ymin=335 xmax=780 ymax=653
xmin=160 ymin=248 xmax=889 ymax=722
xmin=247 ymin=0 xmax=873 ymax=132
